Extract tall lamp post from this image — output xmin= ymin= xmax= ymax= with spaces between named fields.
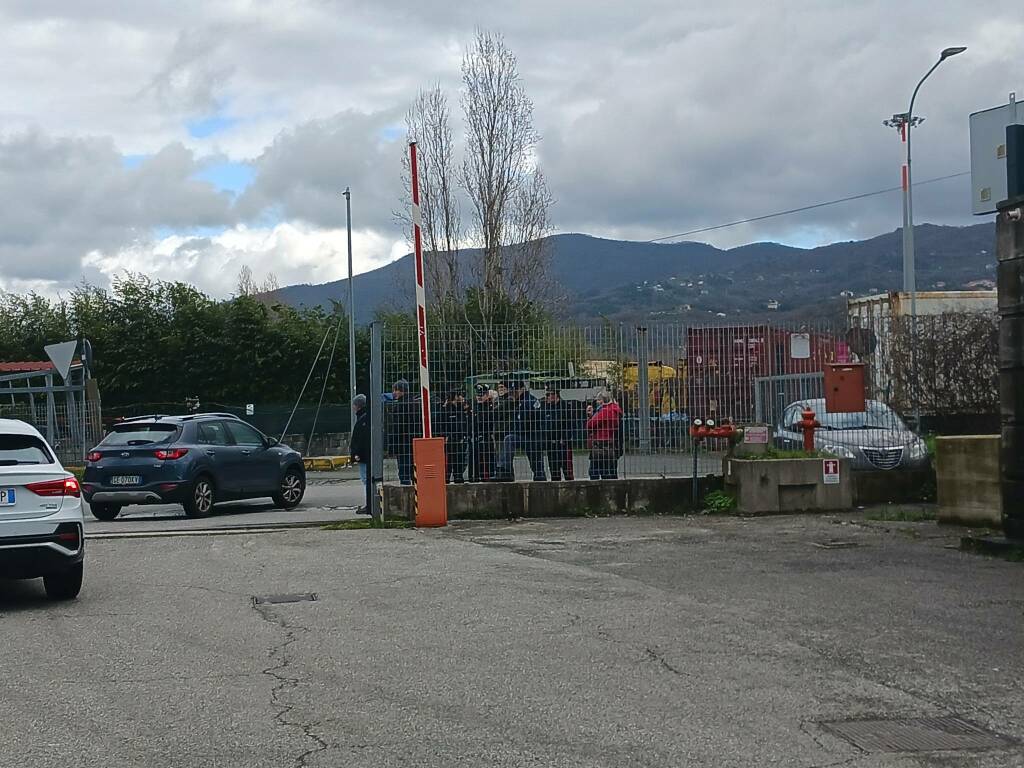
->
xmin=343 ymin=187 xmax=356 ymax=410
xmin=883 ymin=45 xmax=966 ymax=425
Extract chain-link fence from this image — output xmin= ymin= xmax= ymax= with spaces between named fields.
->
xmin=101 ymin=401 xmax=354 ymax=457
xmin=378 ymin=315 xmax=999 ymax=484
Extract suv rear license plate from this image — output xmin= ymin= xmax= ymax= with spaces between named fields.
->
xmin=0 ymin=488 xmax=15 ymax=506
xmin=110 ymin=475 xmax=141 ymax=486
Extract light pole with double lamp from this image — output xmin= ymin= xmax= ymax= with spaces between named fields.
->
xmin=883 ymin=45 xmax=966 ymax=426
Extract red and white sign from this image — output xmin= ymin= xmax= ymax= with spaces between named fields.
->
xmin=743 ymin=426 xmax=769 ymax=444
xmin=822 ymin=459 xmax=840 ymax=485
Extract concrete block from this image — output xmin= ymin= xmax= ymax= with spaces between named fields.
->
xmin=936 ymin=435 xmax=1002 ymax=527
xmin=382 ymin=476 xmax=725 ymax=521
xmin=723 ymin=457 xmax=853 ymax=514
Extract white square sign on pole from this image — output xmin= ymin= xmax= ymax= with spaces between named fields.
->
xmin=822 ymin=459 xmax=840 ymax=485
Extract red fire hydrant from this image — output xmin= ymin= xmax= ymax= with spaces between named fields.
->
xmin=798 ymin=407 xmax=819 ymax=451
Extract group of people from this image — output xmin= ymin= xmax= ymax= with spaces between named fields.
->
xmin=351 ymin=378 xmax=624 ymax=489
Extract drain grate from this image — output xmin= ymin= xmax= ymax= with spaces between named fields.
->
xmin=819 ymin=716 xmax=1015 ymax=753
xmin=252 ymin=593 xmax=318 ymax=605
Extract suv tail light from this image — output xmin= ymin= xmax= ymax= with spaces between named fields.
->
xmin=87 ymin=451 xmax=102 ymax=462
xmin=27 ymin=477 xmax=81 ymax=498
xmin=154 ymin=448 xmax=189 ymax=460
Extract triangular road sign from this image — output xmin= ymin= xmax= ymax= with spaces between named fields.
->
xmin=44 ymin=340 xmax=78 ymax=381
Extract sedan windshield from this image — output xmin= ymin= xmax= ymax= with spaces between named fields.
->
xmin=0 ymin=434 xmax=54 ymax=465
xmin=818 ymin=408 xmax=904 ymax=430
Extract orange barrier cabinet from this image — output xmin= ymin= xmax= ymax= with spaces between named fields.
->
xmin=413 ymin=437 xmax=448 ymax=527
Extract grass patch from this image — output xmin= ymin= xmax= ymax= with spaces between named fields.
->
xmin=924 ymin=434 xmax=938 ymax=456
xmin=66 ymin=466 xmax=85 ymax=481
xmin=736 ymin=448 xmax=827 ymax=460
xmin=864 ymin=506 xmax=937 ymax=523
xmin=322 ymin=518 xmax=412 ymax=530
xmin=702 ymin=490 xmax=737 ymax=514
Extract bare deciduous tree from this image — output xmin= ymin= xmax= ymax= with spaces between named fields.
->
xmin=461 ymin=29 xmax=551 ymax=326
xmin=506 ymin=168 xmax=555 ymax=306
xmin=235 ymin=265 xmax=280 ymax=302
xmin=400 ymin=86 xmax=461 ymax=311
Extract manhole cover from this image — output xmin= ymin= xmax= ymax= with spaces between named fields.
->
xmin=819 ymin=717 xmax=1015 ymax=753
xmin=253 ymin=593 xmax=318 ymax=605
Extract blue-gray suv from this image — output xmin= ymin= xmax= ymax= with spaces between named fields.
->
xmin=82 ymin=413 xmax=305 ymax=520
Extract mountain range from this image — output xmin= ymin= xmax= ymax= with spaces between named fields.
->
xmin=273 ymin=222 xmax=997 ymax=324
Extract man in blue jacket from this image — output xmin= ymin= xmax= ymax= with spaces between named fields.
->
xmin=495 ymin=380 xmax=546 ymax=481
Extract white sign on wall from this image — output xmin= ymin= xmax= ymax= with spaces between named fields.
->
xmin=791 ymin=333 xmax=811 ymax=360
xmin=744 ymin=426 xmax=769 ymax=444
xmin=822 ymin=459 xmax=840 ymax=485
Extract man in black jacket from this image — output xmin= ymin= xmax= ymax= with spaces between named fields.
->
xmin=349 ymin=394 xmax=371 ymax=513
xmin=468 ymin=383 xmax=496 ymax=482
xmin=541 ymin=387 xmax=575 ymax=481
xmin=386 ymin=379 xmax=420 ymax=485
xmin=437 ymin=390 xmax=469 ymax=483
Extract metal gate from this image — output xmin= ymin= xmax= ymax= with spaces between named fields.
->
xmin=0 ymin=363 xmax=102 ymax=466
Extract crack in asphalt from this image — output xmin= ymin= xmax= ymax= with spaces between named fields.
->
xmin=643 ymin=646 xmax=690 ymax=677
xmin=254 ymin=603 xmax=330 ymax=768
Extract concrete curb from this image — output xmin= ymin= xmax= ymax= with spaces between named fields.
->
xmin=86 ymin=519 xmax=354 ymax=539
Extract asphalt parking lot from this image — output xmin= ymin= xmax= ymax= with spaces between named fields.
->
xmin=2 ymin=512 xmax=1022 ymax=767
xmin=83 ymin=471 xmax=365 ymax=533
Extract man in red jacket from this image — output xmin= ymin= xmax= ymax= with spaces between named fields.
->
xmin=586 ymin=392 xmax=623 ymax=480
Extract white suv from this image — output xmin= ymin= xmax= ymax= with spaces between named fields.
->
xmin=0 ymin=419 xmax=85 ymax=600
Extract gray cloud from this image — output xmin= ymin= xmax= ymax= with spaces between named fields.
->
xmin=235 ymin=109 xmax=405 ymax=232
xmin=0 ymin=131 xmax=233 ymax=283
xmin=0 ymin=0 xmax=1020 ymax=295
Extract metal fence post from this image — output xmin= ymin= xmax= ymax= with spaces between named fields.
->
xmin=369 ymin=321 xmax=384 ymax=521
xmin=637 ymin=326 xmax=651 ymax=453
xmin=44 ymin=373 xmax=56 ymax=445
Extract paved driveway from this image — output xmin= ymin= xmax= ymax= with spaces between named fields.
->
xmin=83 ymin=471 xmax=365 ymax=533
xmin=2 ymin=512 xmax=1021 ymax=767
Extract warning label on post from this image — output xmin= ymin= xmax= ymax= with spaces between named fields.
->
xmin=822 ymin=459 xmax=840 ymax=485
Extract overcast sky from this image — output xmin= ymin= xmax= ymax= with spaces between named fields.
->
xmin=0 ymin=1 xmax=1019 ymax=297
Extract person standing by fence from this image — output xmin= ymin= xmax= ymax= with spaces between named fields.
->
xmin=496 ymin=380 xmax=545 ymax=481
xmin=386 ymin=379 xmax=419 ymax=485
xmin=469 ymin=383 xmax=496 ymax=482
xmin=587 ymin=391 xmax=623 ymax=480
xmin=349 ymin=394 xmax=371 ymax=514
xmin=438 ymin=389 xmax=469 ymax=483
xmin=542 ymin=386 xmax=575 ymax=481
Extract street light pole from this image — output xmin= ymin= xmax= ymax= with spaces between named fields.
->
xmin=343 ymin=187 xmax=356 ymax=411
xmin=883 ymin=45 xmax=965 ymax=427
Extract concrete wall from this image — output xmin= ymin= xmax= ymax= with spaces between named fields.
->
xmin=936 ymin=435 xmax=1002 ymax=527
xmin=852 ymin=469 xmax=934 ymax=506
xmin=723 ymin=457 xmax=853 ymax=514
xmin=384 ymin=476 xmax=724 ymax=521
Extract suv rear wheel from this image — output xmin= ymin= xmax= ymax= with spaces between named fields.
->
xmin=184 ymin=475 xmax=215 ymax=518
xmin=90 ymin=503 xmax=121 ymax=521
xmin=44 ymin=562 xmax=83 ymax=601
xmin=272 ymin=468 xmax=305 ymax=510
